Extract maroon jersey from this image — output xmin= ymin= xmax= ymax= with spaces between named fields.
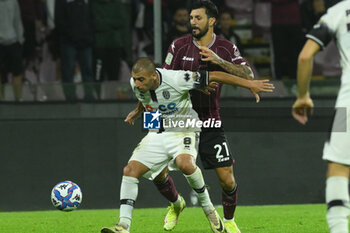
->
xmin=163 ymin=33 xmax=248 ymax=121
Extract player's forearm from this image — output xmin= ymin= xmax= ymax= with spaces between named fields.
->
xmin=297 ymin=56 xmax=313 ymax=98
xmin=209 ymin=71 xmax=253 ymax=89
xmin=135 ymin=101 xmax=144 ymax=113
xmin=217 ymin=59 xmax=253 ymax=79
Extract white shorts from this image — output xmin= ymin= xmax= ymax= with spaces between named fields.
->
xmin=322 ymin=86 xmax=350 ymax=165
xmin=129 ymin=131 xmax=199 ymax=180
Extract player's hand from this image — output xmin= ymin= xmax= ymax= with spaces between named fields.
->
xmin=248 ymin=79 xmax=275 ymax=103
xmin=292 ymin=94 xmax=314 ymax=125
xmin=198 ymin=46 xmax=223 ymax=65
xmin=198 ymin=81 xmax=218 ymax=95
xmin=124 ymin=109 xmax=142 ymax=125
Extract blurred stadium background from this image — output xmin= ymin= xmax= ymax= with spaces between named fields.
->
xmin=0 ymin=0 xmax=343 ymax=219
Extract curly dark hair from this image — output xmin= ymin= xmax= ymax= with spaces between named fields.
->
xmin=190 ymin=0 xmax=219 ymax=19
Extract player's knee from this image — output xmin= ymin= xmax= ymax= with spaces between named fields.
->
xmin=153 ymin=168 xmax=169 ymax=184
xmin=218 ymin=172 xmax=236 ymax=190
xmin=176 ymin=154 xmax=196 ymax=175
xmin=123 ymin=164 xmax=134 ymax=177
xmin=221 ymin=178 xmax=235 ymax=191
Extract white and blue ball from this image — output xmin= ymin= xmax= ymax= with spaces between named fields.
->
xmin=51 ymin=181 xmax=82 ymax=211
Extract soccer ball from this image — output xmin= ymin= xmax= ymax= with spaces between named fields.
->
xmin=51 ymin=181 xmax=82 ymax=211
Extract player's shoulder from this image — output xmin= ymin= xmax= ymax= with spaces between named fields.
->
xmin=322 ymin=0 xmax=349 ymax=22
xmin=213 ymin=34 xmax=235 ymax=48
xmin=328 ymin=0 xmax=350 ymax=14
xmin=170 ymin=34 xmax=193 ymax=51
xmin=157 ymin=68 xmax=175 ymax=83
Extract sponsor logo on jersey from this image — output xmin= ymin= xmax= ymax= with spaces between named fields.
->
xmin=143 ymin=111 xmax=161 ymax=129
xmin=145 ymin=103 xmax=178 ymax=115
xmin=162 ymin=90 xmax=170 ymax=99
xmin=182 ymin=56 xmax=194 ymax=61
xmin=165 ymin=53 xmax=173 ymax=65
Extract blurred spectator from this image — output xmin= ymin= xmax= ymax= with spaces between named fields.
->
xmin=164 ymin=7 xmax=190 ymax=52
xmin=55 ymin=0 xmax=95 ymax=101
xmin=134 ymin=0 xmax=170 ymax=59
xmin=0 ymin=0 xmax=24 ymax=101
xmin=45 ymin=0 xmax=61 ymax=82
xmin=91 ymin=0 xmax=128 ymax=82
xmin=300 ymin=0 xmax=326 ymax=33
xmin=215 ymin=9 xmax=243 ymax=54
xmin=17 ymin=0 xmax=44 ymax=64
xmin=264 ymin=0 xmax=304 ymax=80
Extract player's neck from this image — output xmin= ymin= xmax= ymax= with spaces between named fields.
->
xmin=195 ymin=31 xmax=214 ymax=47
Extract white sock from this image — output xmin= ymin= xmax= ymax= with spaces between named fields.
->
xmin=184 ymin=167 xmax=214 ymax=211
xmin=119 ymin=176 xmax=139 ymax=230
xmin=326 ymin=176 xmax=350 ymax=233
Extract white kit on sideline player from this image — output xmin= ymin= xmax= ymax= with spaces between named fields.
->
xmin=101 ymin=57 xmax=274 ymax=233
xmin=292 ymin=1 xmax=350 ymax=233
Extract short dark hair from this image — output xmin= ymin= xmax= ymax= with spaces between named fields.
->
xmin=132 ymin=57 xmax=156 ymax=75
xmin=191 ymin=0 xmax=219 ymax=19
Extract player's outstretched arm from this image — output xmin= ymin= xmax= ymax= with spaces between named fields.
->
xmin=292 ymin=39 xmax=320 ymax=124
xmin=208 ymin=71 xmax=274 ymax=103
xmin=124 ymin=101 xmax=144 ymax=125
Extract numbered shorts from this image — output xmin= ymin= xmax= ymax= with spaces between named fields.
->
xmin=199 ymin=127 xmax=234 ymax=169
xmin=323 ymin=93 xmax=350 ymax=165
xmin=129 ymin=131 xmax=199 ymax=180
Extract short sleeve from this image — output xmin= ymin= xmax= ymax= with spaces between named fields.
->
xmin=163 ymin=41 xmax=181 ymax=70
xmin=306 ymin=8 xmax=337 ymax=49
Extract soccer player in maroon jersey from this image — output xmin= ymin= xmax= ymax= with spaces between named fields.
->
xmin=155 ymin=1 xmax=252 ymax=232
xmin=125 ymin=1 xmax=253 ymax=232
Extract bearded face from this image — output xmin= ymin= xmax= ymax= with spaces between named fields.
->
xmin=190 ymin=8 xmax=213 ymax=40
xmin=191 ymin=20 xmax=209 ymax=39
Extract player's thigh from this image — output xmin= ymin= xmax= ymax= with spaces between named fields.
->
xmin=199 ymin=129 xmax=234 ymax=169
xmin=129 ymin=132 xmax=169 ymax=180
xmin=165 ymin=131 xmax=199 ymax=170
xmin=123 ymin=160 xmax=150 ymax=178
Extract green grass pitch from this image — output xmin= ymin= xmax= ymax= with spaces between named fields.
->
xmin=0 ymin=204 xmax=332 ymax=233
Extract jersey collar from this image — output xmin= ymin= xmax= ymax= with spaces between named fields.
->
xmin=155 ymin=68 xmax=163 ymax=86
xmin=192 ymin=33 xmax=216 ymax=49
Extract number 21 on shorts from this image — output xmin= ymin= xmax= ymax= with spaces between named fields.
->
xmin=214 ymin=142 xmax=230 ymax=162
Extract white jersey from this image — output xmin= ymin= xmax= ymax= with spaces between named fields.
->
xmin=306 ymin=1 xmax=350 ymax=164
xmin=130 ymin=68 xmax=209 ymax=131
xmin=307 ymin=0 xmax=350 ymax=85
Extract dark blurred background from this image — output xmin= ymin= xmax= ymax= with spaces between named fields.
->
xmin=0 ymin=0 xmax=343 ymax=101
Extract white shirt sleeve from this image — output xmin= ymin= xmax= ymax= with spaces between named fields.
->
xmin=160 ymin=69 xmax=209 ymax=92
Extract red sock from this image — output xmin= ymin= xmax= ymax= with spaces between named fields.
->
xmin=154 ymin=175 xmax=179 ymax=203
xmin=222 ymin=184 xmax=238 ymax=220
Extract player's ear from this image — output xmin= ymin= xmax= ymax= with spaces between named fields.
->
xmin=151 ymin=71 xmax=158 ymax=80
xmin=209 ymin=17 xmax=216 ymax=27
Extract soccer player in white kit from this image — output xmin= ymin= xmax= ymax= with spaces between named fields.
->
xmin=101 ymin=57 xmax=274 ymax=233
xmin=292 ymin=1 xmax=350 ymax=232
